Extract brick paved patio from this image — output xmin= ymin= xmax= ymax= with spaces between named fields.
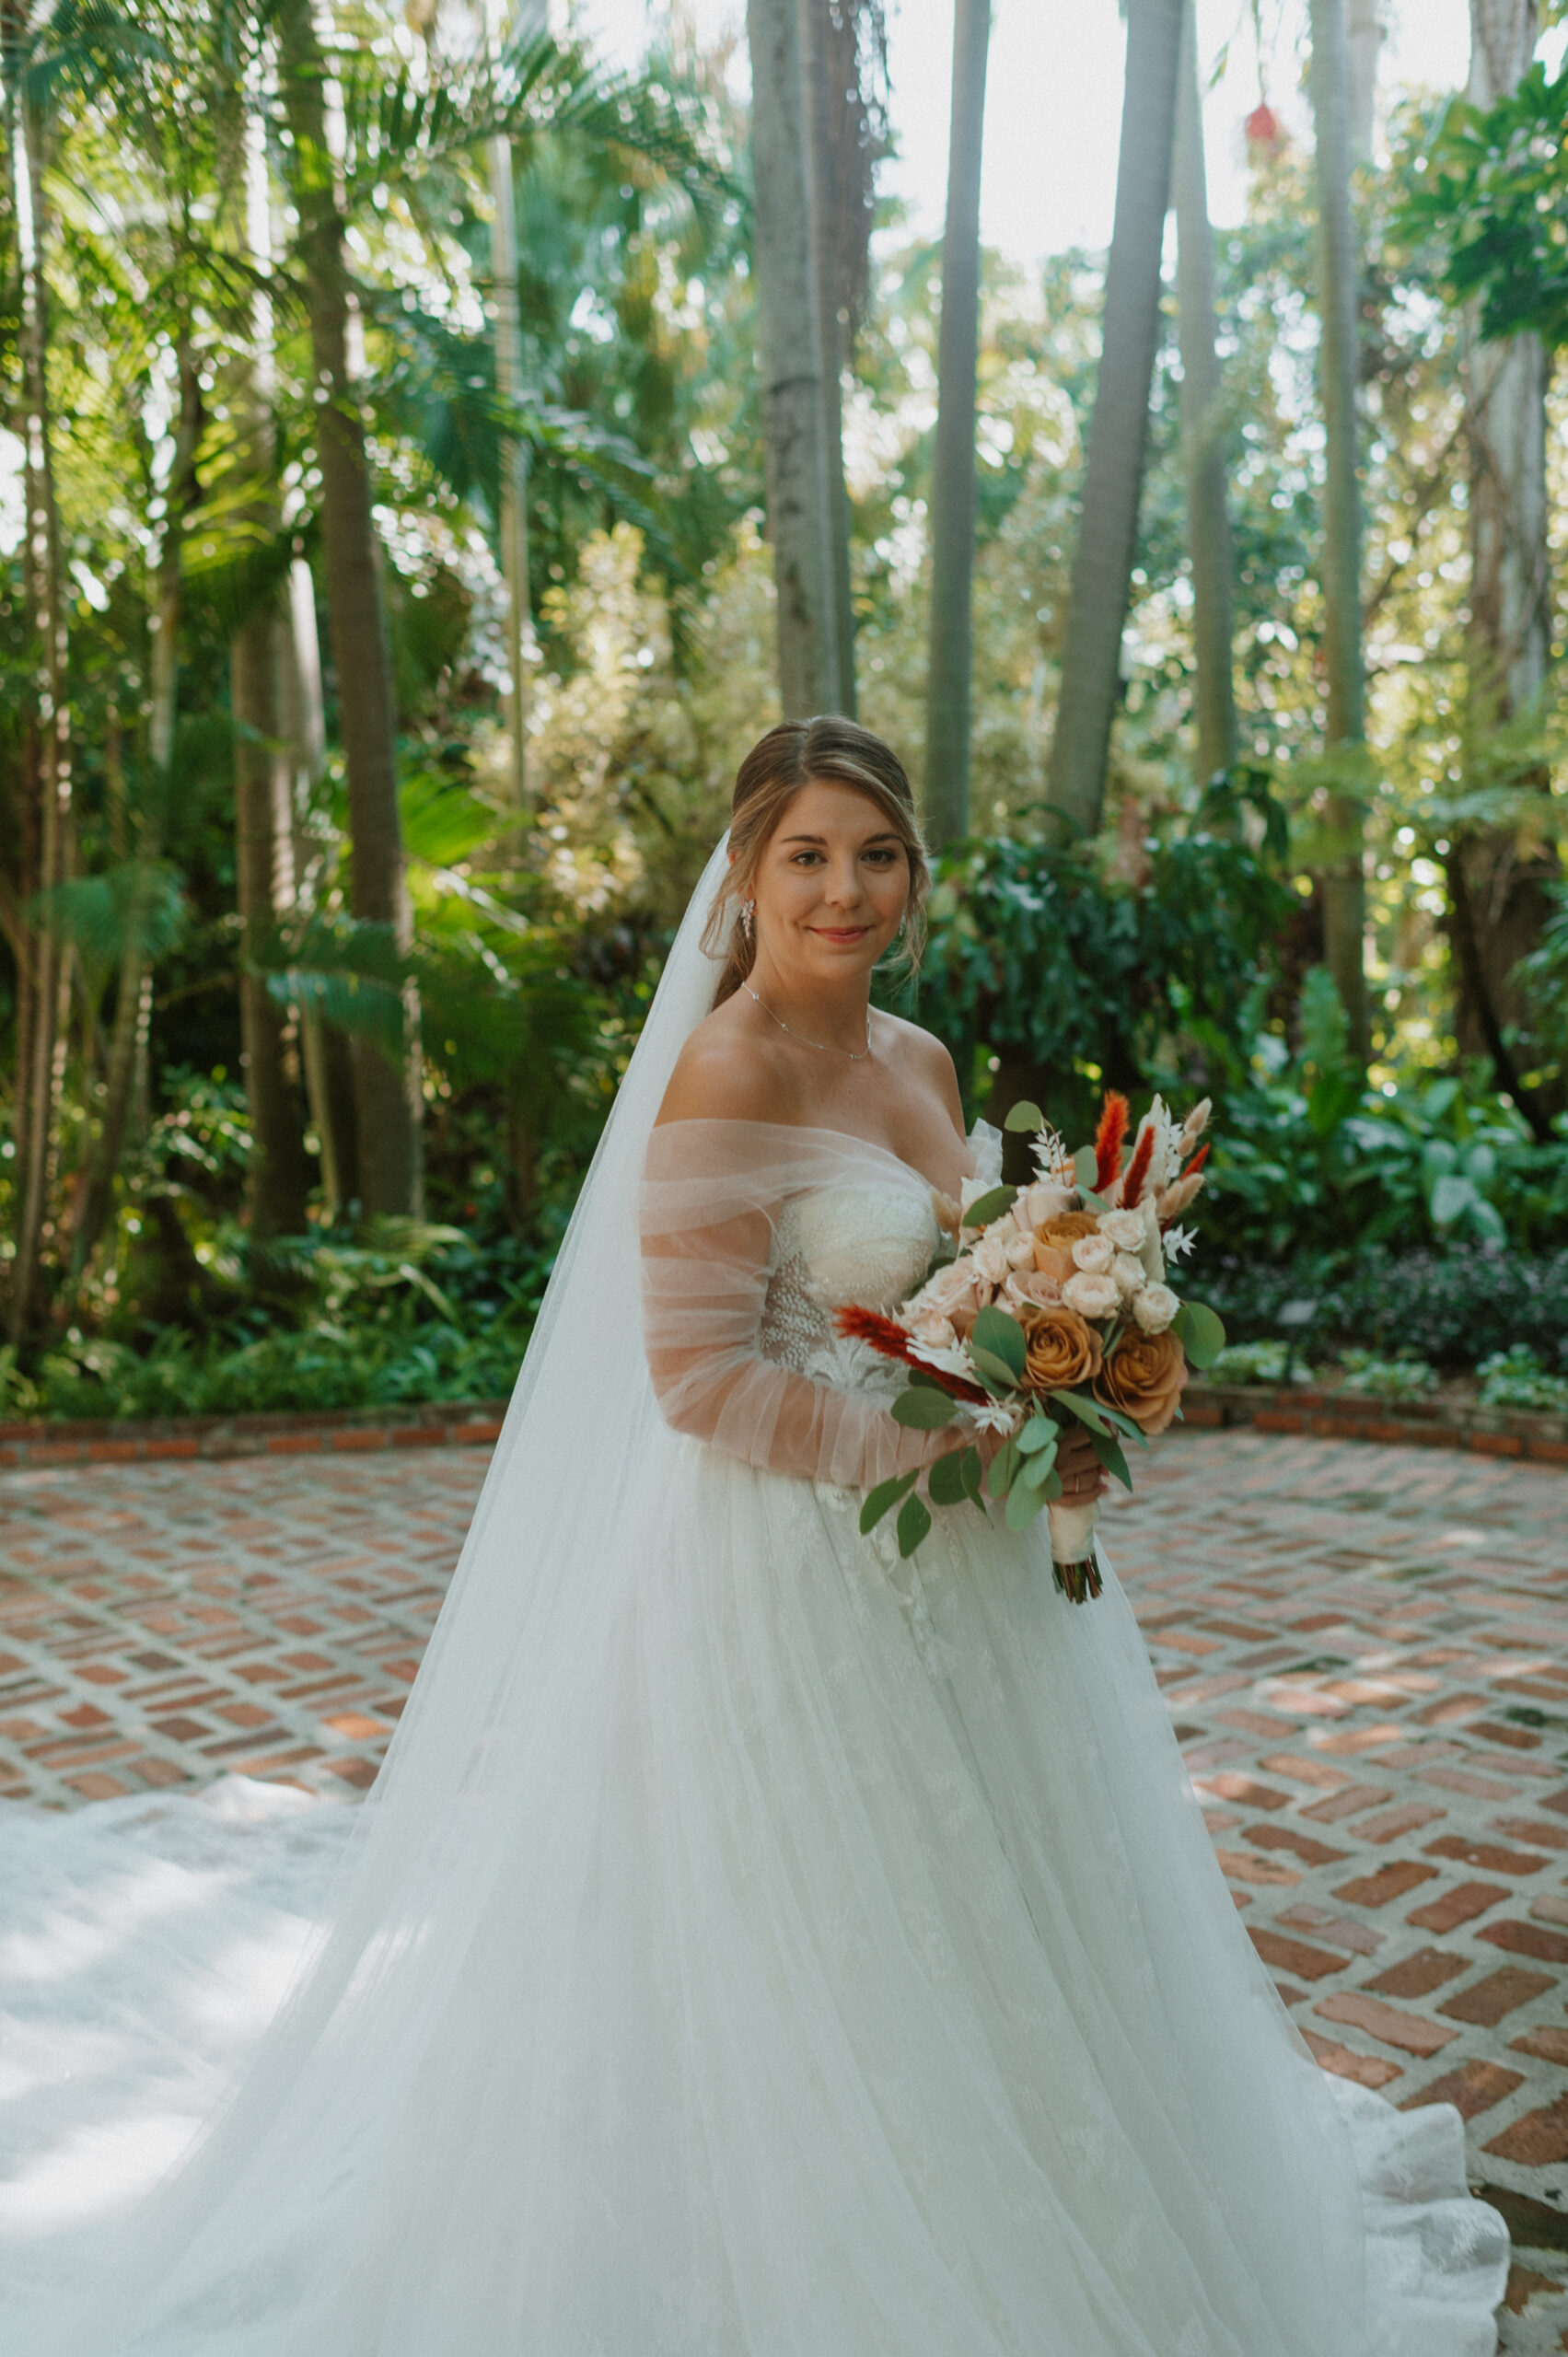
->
xmin=4 ymin=1427 xmax=1568 ymax=2345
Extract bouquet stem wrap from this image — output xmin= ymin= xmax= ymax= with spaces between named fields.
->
xmin=1047 ymin=1499 xmax=1104 ymax=1605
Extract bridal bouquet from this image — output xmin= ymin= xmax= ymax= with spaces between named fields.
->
xmin=837 ymin=1093 xmax=1225 ymax=1602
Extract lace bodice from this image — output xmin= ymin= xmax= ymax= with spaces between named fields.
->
xmin=758 ymin=1122 xmax=1003 ymax=1401
xmin=761 ymin=1183 xmax=938 ymax=1397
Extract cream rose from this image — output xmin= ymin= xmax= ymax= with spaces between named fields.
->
xmin=1019 ymin=1180 xmax=1074 ymax=1230
xmin=1132 ymin=1282 xmax=1179 ymax=1334
xmin=1111 ymin=1250 xmax=1146 ymax=1301
xmin=1098 ymin=1209 xmax=1145 ymax=1252
xmin=1004 ymin=1268 xmax=1064 ymax=1313
xmin=908 ymin=1309 xmax=959 ymax=1351
xmin=915 ymin=1260 xmax=982 ymax=1324
xmin=1071 ymin=1233 xmax=1115 ymax=1275
xmin=1062 ymin=1270 xmax=1120 ymax=1320
xmin=970 ymin=1232 xmax=1014 ymax=1287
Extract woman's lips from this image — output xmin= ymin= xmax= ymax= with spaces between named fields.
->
xmin=810 ymin=924 xmax=872 ymax=943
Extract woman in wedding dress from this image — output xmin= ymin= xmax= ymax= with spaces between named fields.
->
xmin=2 ymin=716 xmax=1508 ymax=2354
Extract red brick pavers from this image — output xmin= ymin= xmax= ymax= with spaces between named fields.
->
xmin=1105 ymin=1430 xmax=1568 ymax=2351
xmin=0 ymin=1450 xmax=487 ymax=1805
xmin=5 ymin=1431 xmax=1568 ymax=2343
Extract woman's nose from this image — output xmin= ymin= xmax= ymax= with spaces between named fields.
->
xmin=821 ymin=857 xmax=863 ymax=906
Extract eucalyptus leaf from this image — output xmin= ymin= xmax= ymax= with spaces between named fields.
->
xmin=891 ymin=1387 xmax=960 ymax=1430
xmin=1073 ymin=1144 xmax=1098 ymax=1190
xmin=1004 ymin=1099 xmax=1043 ymax=1133
xmin=1019 ymin=1446 xmax=1058 ymax=1491
xmin=1087 ymin=1425 xmax=1132 ymax=1492
xmin=961 ymin=1184 xmax=1014 ymax=1230
xmin=1175 ymin=1299 xmax=1226 ymax=1369
xmin=1016 ymin=1415 xmax=1057 ymax=1457
xmin=1091 ymin=1401 xmax=1149 ymax=1448
xmin=1005 ymin=1482 xmax=1049 ymax=1531
xmin=928 ymin=1449 xmax=970 ymax=1507
xmin=1053 ymin=1390 xmax=1110 ymax=1435
xmin=987 ymin=1438 xmax=1022 ymax=1499
xmin=897 ymin=1493 xmax=933 ymax=1558
xmin=970 ymin=1306 xmax=1028 ymax=1380
xmin=859 ymin=1469 xmax=918 ymax=1535
xmin=959 ymin=1446 xmax=985 ymax=1508
xmin=970 ymin=1346 xmax=1022 ymax=1389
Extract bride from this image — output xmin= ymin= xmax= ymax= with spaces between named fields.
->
xmin=4 ymin=716 xmax=1508 ymax=2354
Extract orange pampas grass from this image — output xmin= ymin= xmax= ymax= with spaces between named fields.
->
xmin=1094 ymin=1093 xmax=1130 ymax=1193
xmin=1186 ymin=1142 xmax=1210 ymax=1178
xmin=1120 ymin=1122 xmax=1156 ymax=1211
xmin=833 ymin=1306 xmax=988 ymax=1402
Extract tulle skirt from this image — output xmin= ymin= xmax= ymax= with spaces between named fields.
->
xmin=2 ymin=1436 xmax=1507 ymax=2354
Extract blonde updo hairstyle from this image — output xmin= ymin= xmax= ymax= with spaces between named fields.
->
xmin=704 ymin=715 xmax=930 ymax=1007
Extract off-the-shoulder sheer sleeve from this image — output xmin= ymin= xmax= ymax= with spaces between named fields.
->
xmin=639 ymin=1120 xmax=970 ymax=1490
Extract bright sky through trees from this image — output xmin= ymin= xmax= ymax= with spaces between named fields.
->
xmin=583 ymin=0 xmax=1492 ymax=263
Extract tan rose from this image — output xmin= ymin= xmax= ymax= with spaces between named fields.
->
xmin=1019 ymin=1305 xmax=1104 ymax=1395
xmin=1095 ymin=1329 xmax=1188 ymax=1434
xmin=1033 ymin=1210 xmax=1099 ymax=1283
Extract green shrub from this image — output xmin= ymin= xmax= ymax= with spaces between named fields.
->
xmin=1477 ymin=1346 xmax=1568 ymax=1413
xmin=1334 ymin=1348 xmax=1439 ymax=1399
xmin=1202 ymin=1247 xmax=1568 ymax=1372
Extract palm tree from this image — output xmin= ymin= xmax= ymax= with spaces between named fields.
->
xmin=1044 ymin=0 xmax=1184 ymax=838
xmin=276 ymin=0 xmax=422 ymax=1220
xmin=745 ymin=0 xmax=842 ymax=716
xmin=1308 ymin=0 xmax=1369 ymax=1062
xmin=1345 ymin=0 xmax=1385 ymax=163
xmin=1446 ymin=0 xmax=1555 ymax=1122
xmin=1171 ymin=0 xmax=1236 ymax=785
xmin=3 ymin=0 xmax=74 ymax=1339
xmin=923 ymin=0 xmax=991 ymax=848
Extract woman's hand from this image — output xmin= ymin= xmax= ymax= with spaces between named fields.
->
xmin=959 ymin=1416 xmax=1107 ymax=1504
xmin=1053 ymin=1420 xmax=1109 ymax=1505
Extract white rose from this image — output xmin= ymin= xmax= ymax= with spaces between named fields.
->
xmin=1132 ymin=1282 xmax=1179 ymax=1333
xmin=1071 ymin=1232 xmax=1115 ymax=1274
xmin=917 ymin=1260 xmax=981 ymax=1321
xmin=1062 ymin=1271 xmax=1120 ymax=1320
xmin=1098 ymin=1209 xmax=1145 ymax=1252
xmin=1111 ymin=1250 xmax=1145 ymax=1300
xmin=1020 ymin=1180 xmax=1074 ymax=1230
xmin=908 ymin=1310 xmax=958 ymax=1351
xmin=1004 ymin=1269 xmax=1063 ymax=1312
xmin=970 ymin=1232 xmax=1013 ymax=1286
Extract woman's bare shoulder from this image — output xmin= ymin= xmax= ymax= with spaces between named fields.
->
xmin=655 ymin=1002 xmax=799 ymax=1129
xmin=874 ymin=1010 xmax=965 ymax=1123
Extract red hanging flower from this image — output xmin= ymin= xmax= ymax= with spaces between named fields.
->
xmin=1094 ymin=1092 xmax=1130 ymax=1194
xmin=833 ymin=1306 xmax=988 ymax=1402
xmin=1120 ymin=1122 xmax=1156 ymax=1212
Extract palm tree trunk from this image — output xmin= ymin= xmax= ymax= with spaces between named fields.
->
xmin=489 ymin=124 xmax=533 ymax=807
xmin=67 ymin=335 xmax=203 ymax=1286
xmin=1344 ymin=0 xmax=1385 ymax=166
xmin=1044 ymin=0 xmax=1184 ymax=838
xmin=233 ymin=610 xmax=314 ymax=1237
xmin=1450 ymin=0 xmax=1556 ymax=1132
xmin=279 ymin=554 xmax=360 ymax=1213
xmin=745 ymin=0 xmax=842 ymax=716
xmin=1308 ymin=0 xmax=1369 ymax=1062
xmin=1172 ymin=0 xmax=1237 ymax=786
xmin=277 ymin=0 xmax=421 ymax=1218
xmin=923 ymin=0 xmax=991 ymax=847
xmin=800 ymin=0 xmax=862 ymax=719
xmin=9 ymin=83 xmax=71 ymax=1341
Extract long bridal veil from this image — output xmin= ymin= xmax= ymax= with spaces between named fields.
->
xmin=41 ymin=838 xmax=742 ymax=2353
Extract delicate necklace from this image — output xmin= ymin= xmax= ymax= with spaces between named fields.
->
xmin=743 ymin=981 xmax=873 ymax=1061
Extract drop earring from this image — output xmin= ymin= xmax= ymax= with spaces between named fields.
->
xmin=740 ymin=900 xmax=754 ymax=941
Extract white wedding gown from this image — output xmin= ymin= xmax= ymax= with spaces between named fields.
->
xmin=1 ymin=845 xmax=1507 ymax=2355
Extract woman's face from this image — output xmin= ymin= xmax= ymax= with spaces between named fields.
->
xmin=745 ymin=780 xmax=911 ymax=986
